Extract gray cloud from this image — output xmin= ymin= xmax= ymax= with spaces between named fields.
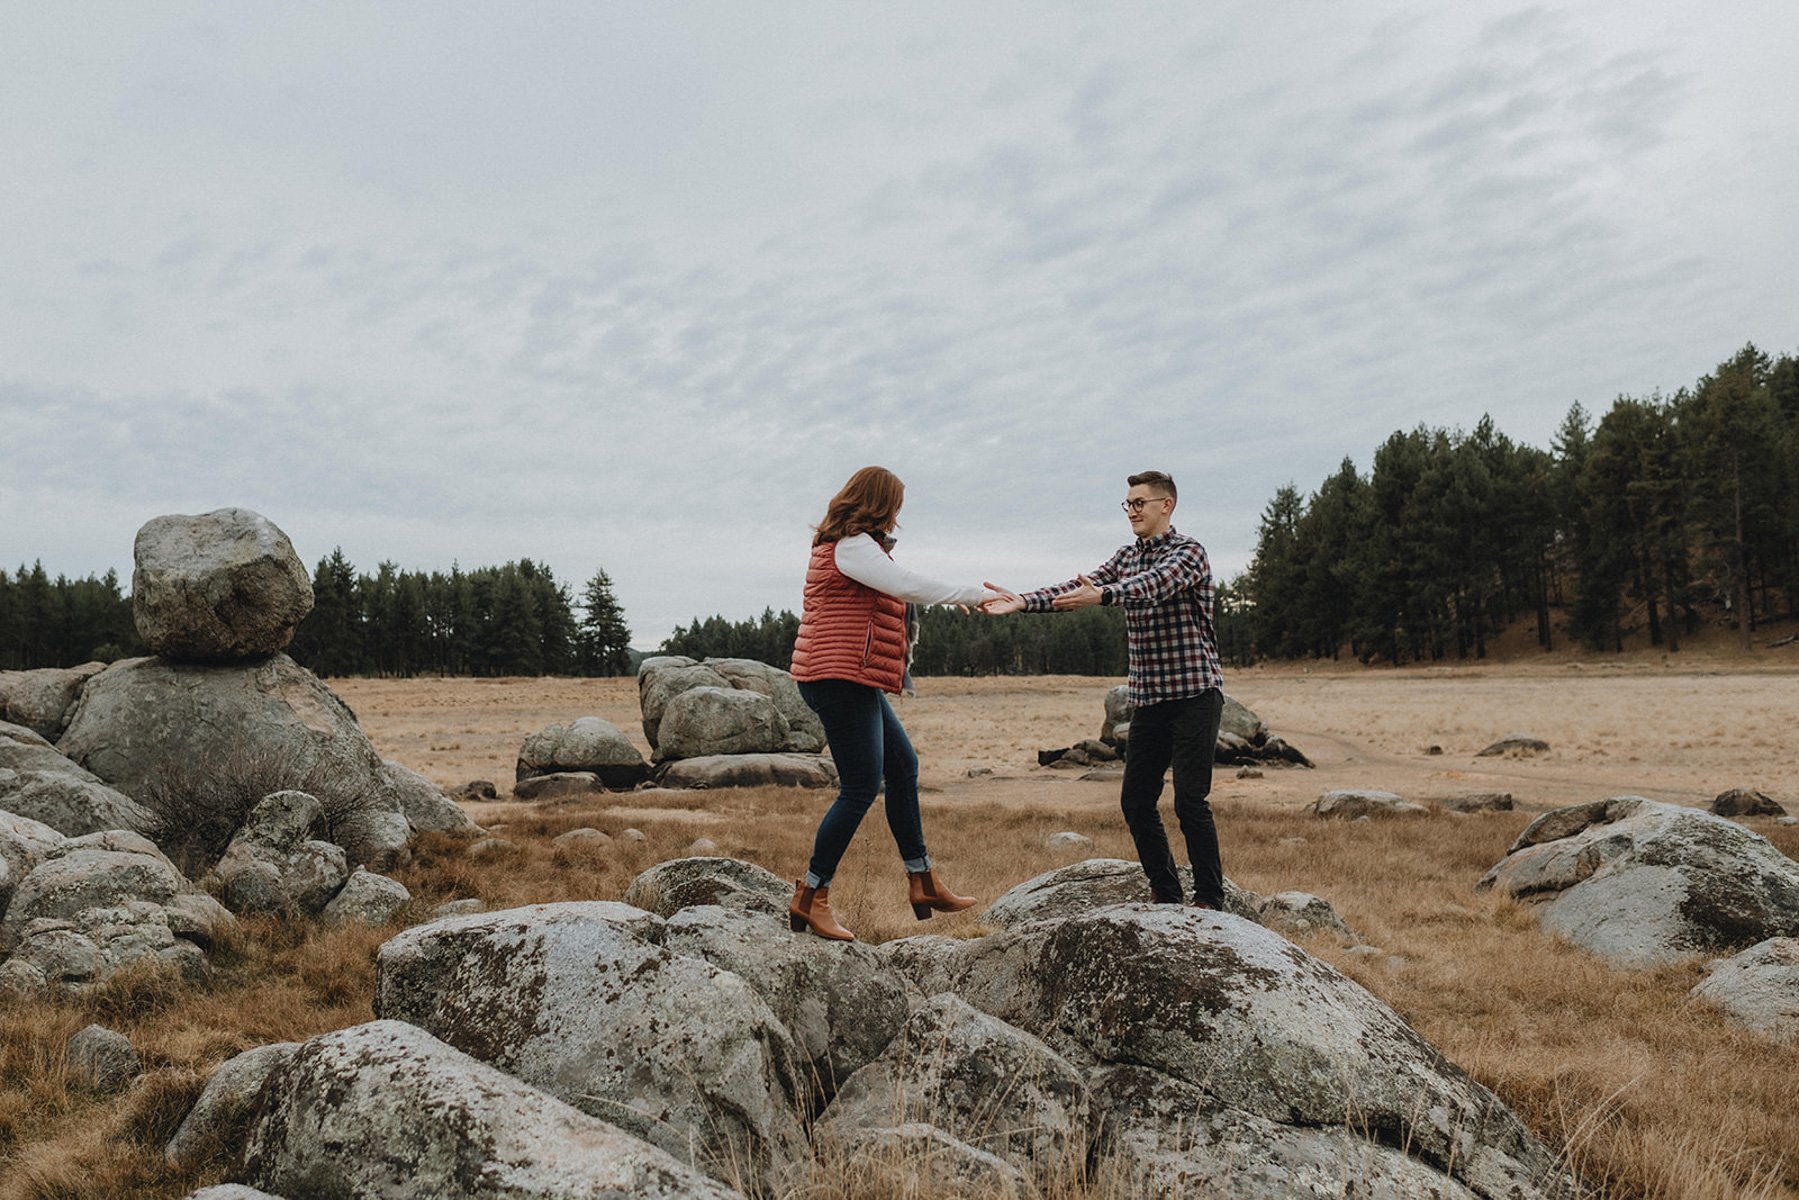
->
xmin=3 ymin=2 xmax=1796 ymax=642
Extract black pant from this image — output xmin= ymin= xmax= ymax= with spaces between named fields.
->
xmin=1120 ymin=689 xmax=1224 ymax=906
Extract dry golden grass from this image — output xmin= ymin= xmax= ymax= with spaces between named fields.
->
xmin=4 ymin=656 xmax=1799 ymax=1198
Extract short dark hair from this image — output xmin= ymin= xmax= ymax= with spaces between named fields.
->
xmin=1127 ymin=470 xmax=1176 ymax=502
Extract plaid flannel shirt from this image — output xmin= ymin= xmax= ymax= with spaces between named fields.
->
xmin=1022 ymin=526 xmax=1224 ymax=707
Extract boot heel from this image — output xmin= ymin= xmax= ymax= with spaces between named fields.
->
xmin=789 ymin=913 xmax=807 ymax=932
xmin=911 ymin=902 xmax=932 ymax=920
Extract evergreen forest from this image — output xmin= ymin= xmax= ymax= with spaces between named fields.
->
xmin=1241 ymin=344 xmax=1799 ymax=662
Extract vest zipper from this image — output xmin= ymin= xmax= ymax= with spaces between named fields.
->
xmin=861 ymin=623 xmax=875 ymax=667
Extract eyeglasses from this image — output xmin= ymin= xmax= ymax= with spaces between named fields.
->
xmin=1120 ymin=497 xmax=1168 ymax=513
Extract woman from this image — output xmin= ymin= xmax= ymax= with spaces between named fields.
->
xmin=787 ymin=466 xmax=990 ymax=941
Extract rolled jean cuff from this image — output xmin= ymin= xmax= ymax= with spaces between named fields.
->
xmin=804 ymin=870 xmax=827 ymax=889
xmin=902 ymin=854 xmax=931 ymax=874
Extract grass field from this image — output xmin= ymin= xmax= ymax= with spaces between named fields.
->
xmin=4 ymin=653 xmax=1798 ymax=1198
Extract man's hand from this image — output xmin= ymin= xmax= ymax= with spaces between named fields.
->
xmin=1050 ymin=574 xmax=1104 ymax=610
xmin=980 ymin=582 xmax=1024 ymax=615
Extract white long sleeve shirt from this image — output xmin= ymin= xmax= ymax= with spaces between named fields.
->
xmin=832 ymin=534 xmax=986 ymax=607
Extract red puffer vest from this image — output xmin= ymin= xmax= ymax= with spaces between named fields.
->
xmin=790 ymin=539 xmax=908 ymax=693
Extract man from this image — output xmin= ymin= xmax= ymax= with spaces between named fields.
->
xmin=984 ymin=470 xmax=1226 ymax=908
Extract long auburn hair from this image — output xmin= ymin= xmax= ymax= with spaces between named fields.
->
xmin=813 ymin=466 xmax=904 ymax=546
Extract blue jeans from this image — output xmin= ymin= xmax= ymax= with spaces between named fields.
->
xmin=797 ymin=679 xmax=930 ymax=888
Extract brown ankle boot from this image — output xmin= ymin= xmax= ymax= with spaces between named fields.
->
xmin=906 ymin=868 xmax=976 ymax=920
xmin=789 ymin=880 xmax=855 ymax=941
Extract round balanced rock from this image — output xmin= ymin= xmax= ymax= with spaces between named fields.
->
xmin=132 ymin=508 xmax=314 ymax=661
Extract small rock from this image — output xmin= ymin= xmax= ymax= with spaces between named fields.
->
xmin=1711 ymin=788 xmax=1787 ymax=818
xmin=619 ymin=828 xmax=647 ymax=843
xmin=1476 ymin=734 xmax=1550 ymax=757
xmin=552 ymin=828 xmax=611 ymax=851
xmin=1046 ymin=831 xmax=1094 ymax=855
xmin=1278 ymin=836 xmax=1307 ymax=847
xmin=1257 ymin=892 xmax=1354 ymax=942
xmin=1235 ymin=767 xmax=1263 ymax=780
xmin=685 ymin=837 xmax=720 ymax=855
xmin=1425 ymin=745 xmax=1443 ymax=756
xmin=965 ymin=767 xmax=993 ymax=778
xmin=465 ymin=837 xmax=516 ymax=859
xmin=511 ymin=772 xmax=605 ymax=802
xmin=1780 ymin=816 xmax=1798 ymax=827
xmin=1306 ymin=789 xmax=1429 ymax=819
xmin=67 ymin=1024 xmax=140 ymax=1093
xmin=320 ymin=868 xmax=410 ymax=925
xmin=457 ymin=780 xmax=498 ymax=801
xmin=1079 ymin=767 xmax=1125 ymax=782
xmin=1440 ymin=791 xmax=1515 ymax=813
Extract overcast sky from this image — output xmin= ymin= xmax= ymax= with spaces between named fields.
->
xmin=4 ymin=4 xmax=1797 ymax=646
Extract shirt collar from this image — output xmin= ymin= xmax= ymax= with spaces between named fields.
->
xmin=1136 ymin=525 xmax=1179 ymax=548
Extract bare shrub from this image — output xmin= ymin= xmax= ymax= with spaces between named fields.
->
xmin=135 ymin=741 xmax=380 ymax=877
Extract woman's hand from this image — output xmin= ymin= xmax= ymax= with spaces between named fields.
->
xmin=980 ymin=582 xmax=1024 ymax=615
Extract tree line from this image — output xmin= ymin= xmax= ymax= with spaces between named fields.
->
xmin=0 ymin=553 xmax=634 ymax=678
xmin=0 ymin=565 xmax=142 ymax=671
xmin=1241 ymin=343 xmax=1799 ymax=663
xmin=288 ymin=552 xmax=633 ymax=677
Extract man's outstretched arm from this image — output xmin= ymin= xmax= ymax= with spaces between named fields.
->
xmin=982 ymin=548 xmax=1127 ymax=615
xmin=1107 ymin=541 xmax=1212 ymax=608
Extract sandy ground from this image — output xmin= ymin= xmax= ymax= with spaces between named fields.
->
xmin=334 ymin=648 xmax=1799 ymax=823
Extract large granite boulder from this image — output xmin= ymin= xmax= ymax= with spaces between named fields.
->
xmin=131 ymin=508 xmax=313 ymax=661
xmin=236 ymin=1020 xmax=747 ymax=1200
xmin=515 ymin=717 xmax=650 ymax=790
xmin=166 ymin=1042 xmax=301 ymax=1169
xmin=0 ymin=721 xmax=150 ymax=836
xmin=979 ymin=858 xmax=1263 ymax=929
xmin=815 ymin=993 xmax=1086 ymax=1178
xmin=203 ymin=791 xmax=348 ymax=915
xmin=1099 ymin=684 xmax=1132 ymax=745
xmin=943 ymin=905 xmax=1573 ymax=1199
xmin=622 ymin=856 xmax=792 ymax=918
xmin=1091 ymin=1063 xmax=1492 ymax=1198
xmin=638 ymin=657 xmax=731 ymax=747
xmin=373 ymin=902 xmax=805 ymax=1192
xmin=1690 ymin=938 xmax=1799 ymax=1041
xmin=638 ymin=657 xmax=824 ymax=758
xmin=655 ymin=687 xmax=790 ymax=761
xmin=56 ymin=655 xmax=411 ymax=863
xmin=1476 ymin=797 xmax=1799 ymax=966
xmin=1 ymin=808 xmax=66 ymax=920
xmin=0 ymin=664 xmax=106 ymax=741
xmin=703 ymin=658 xmax=825 ymax=753
xmin=382 ymin=760 xmax=478 ymax=834
xmin=664 ymin=903 xmax=909 ymax=1099
xmin=654 ymin=753 xmax=837 ymax=790
xmin=0 ymin=832 xmax=234 ymax=993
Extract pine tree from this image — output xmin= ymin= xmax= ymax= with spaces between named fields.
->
xmin=577 ymin=569 xmax=633 ymax=676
